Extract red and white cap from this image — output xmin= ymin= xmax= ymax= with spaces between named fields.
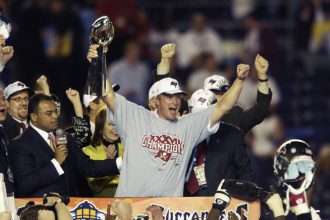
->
xmin=204 ymin=75 xmax=229 ymax=93
xmin=148 ymin=81 xmax=160 ymax=100
xmin=4 ymin=81 xmax=32 ymax=99
xmin=153 ymin=77 xmax=186 ymax=97
xmin=188 ymin=89 xmax=216 ymax=113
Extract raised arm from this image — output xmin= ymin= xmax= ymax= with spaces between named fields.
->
xmin=36 ymin=75 xmax=51 ymax=96
xmin=153 ymin=43 xmax=176 ymax=81
xmin=255 ymin=54 xmax=270 ymax=95
xmin=210 ymin=64 xmax=249 ymax=127
xmin=65 ymin=88 xmax=83 ymax=118
xmin=0 ymin=35 xmax=14 ymax=71
xmin=102 ymin=79 xmax=116 ymax=112
xmin=86 ymin=44 xmax=116 ymax=112
xmin=229 ymin=54 xmax=272 ymax=133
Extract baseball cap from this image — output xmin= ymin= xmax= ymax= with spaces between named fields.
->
xmin=4 ymin=81 xmax=32 ymax=99
xmin=204 ymin=75 xmax=229 ymax=93
xmin=154 ymin=77 xmax=186 ymax=97
xmin=148 ymin=81 xmax=160 ymax=100
xmin=83 ymin=84 xmax=120 ymax=107
xmin=188 ymin=89 xmax=217 ymax=113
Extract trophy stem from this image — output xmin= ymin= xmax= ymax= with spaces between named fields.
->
xmin=102 ymin=48 xmax=108 ymax=95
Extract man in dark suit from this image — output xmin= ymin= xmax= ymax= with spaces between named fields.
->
xmin=204 ymin=121 xmax=255 ymax=195
xmin=185 ymin=89 xmax=255 ymax=196
xmin=3 ymin=81 xmax=33 ymax=140
xmin=8 ymin=94 xmax=120 ymax=198
xmin=0 ymin=88 xmax=14 ymax=195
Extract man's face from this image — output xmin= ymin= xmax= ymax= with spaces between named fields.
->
xmin=103 ymin=121 xmax=119 ymax=142
xmin=7 ymin=91 xmax=29 ymax=121
xmin=30 ymin=100 xmax=58 ymax=132
xmin=0 ymin=90 xmax=7 ymax=122
xmin=155 ymin=94 xmax=182 ymax=121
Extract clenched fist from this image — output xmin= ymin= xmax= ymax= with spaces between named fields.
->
xmin=236 ymin=64 xmax=249 ymax=80
xmin=0 ymin=43 xmax=14 ymax=66
xmin=255 ymin=54 xmax=269 ymax=76
xmin=66 ymin=88 xmax=80 ymax=104
xmin=161 ymin=43 xmax=176 ymax=59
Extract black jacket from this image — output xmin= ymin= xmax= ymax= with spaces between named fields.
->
xmin=186 ymin=122 xmax=255 ymax=196
xmin=8 ymin=127 xmax=119 ymax=198
xmin=0 ymin=126 xmax=14 ymax=194
xmin=221 ymin=90 xmax=272 ymax=134
xmin=2 ymin=115 xmax=22 ymax=141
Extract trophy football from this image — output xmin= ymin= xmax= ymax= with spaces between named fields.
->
xmin=0 ymin=13 xmax=12 ymax=41
xmin=85 ymin=16 xmax=114 ymax=97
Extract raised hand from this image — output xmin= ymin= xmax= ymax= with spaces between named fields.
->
xmin=161 ymin=43 xmax=176 ymax=59
xmin=36 ymin=75 xmax=50 ymax=95
xmin=254 ymin=54 xmax=269 ymax=78
xmin=66 ymin=88 xmax=81 ymax=104
xmin=43 ymin=192 xmax=62 ymax=206
xmin=0 ymin=37 xmax=14 ymax=66
xmin=111 ymin=200 xmax=132 ymax=220
xmin=87 ymin=44 xmax=99 ymax=62
xmin=236 ymin=64 xmax=249 ymax=80
xmin=105 ymin=203 xmax=117 ymax=220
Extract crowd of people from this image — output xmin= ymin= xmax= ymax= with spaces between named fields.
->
xmin=0 ymin=1 xmax=329 ymax=219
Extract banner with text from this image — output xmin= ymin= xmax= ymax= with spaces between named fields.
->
xmin=15 ymin=197 xmax=260 ymax=219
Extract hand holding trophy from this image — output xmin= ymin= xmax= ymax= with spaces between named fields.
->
xmin=85 ymin=16 xmax=114 ymax=97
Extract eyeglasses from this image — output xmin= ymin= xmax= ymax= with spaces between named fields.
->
xmin=10 ymin=97 xmax=29 ymax=103
xmin=37 ymin=110 xmax=59 ymax=117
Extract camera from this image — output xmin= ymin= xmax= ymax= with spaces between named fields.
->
xmin=42 ymin=193 xmax=70 ymax=205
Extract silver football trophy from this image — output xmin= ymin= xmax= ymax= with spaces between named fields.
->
xmin=0 ymin=12 xmax=12 ymax=41
xmin=85 ymin=16 xmax=114 ymax=97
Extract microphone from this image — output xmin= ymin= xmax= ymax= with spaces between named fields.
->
xmin=55 ymin=129 xmax=67 ymax=146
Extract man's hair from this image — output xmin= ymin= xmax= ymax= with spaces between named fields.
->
xmin=20 ymin=204 xmax=54 ymax=220
xmin=28 ymin=94 xmax=55 ymax=118
xmin=92 ymin=108 xmax=107 ymax=147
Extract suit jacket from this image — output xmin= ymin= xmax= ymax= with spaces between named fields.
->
xmin=0 ymin=126 xmax=14 ymax=194
xmin=8 ymin=127 xmax=119 ymax=198
xmin=190 ymin=122 xmax=255 ymax=196
xmin=2 ymin=115 xmax=22 ymax=141
xmin=221 ymin=90 xmax=272 ymax=134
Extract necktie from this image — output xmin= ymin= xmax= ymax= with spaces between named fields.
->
xmin=48 ymin=134 xmax=56 ymax=152
xmin=19 ymin=123 xmax=26 ymax=133
xmin=186 ymin=140 xmax=207 ymax=195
